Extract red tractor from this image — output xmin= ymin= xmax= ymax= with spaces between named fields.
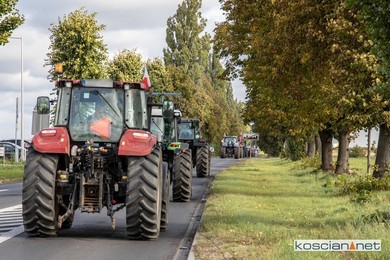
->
xmin=23 ymin=79 xmax=169 ymax=240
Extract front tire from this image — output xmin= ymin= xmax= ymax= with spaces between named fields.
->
xmin=160 ymin=162 xmax=170 ymax=231
xmin=126 ymin=146 xmax=163 ymax=240
xmin=22 ymin=149 xmax=59 ymax=236
xmin=220 ymin=147 xmax=226 ymax=158
xmin=196 ymin=145 xmax=210 ymax=177
xmin=172 ymin=150 xmax=192 ymax=202
xmin=234 ymin=148 xmax=239 ymax=159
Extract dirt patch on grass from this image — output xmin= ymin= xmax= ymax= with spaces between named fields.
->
xmin=193 ymin=233 xmax=275 ymax=259
xmin=0 ymin=178 xmax=22 ymax=184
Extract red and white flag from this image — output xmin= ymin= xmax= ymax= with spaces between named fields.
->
xmin=142 ymin=65 xmax=151 ymax=90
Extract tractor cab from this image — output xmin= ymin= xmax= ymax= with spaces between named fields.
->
xmin=51 ymin=79 xmax=148 ymax=143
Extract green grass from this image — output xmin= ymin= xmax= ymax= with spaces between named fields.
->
xmin=194 ymin=158 xmax=390 ymax=259
xmin=0 ymin=161 xmax=24 ymax=183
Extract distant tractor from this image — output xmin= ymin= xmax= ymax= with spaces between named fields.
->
xmin=149 ymin=98 xmax=193 ymax=204
xmin=178 ymin=119 xmax=210 ymax=177
xmin=220 ymin=135 xmax=241 ymax=159
xmin=23 ymin=79 xmax=170 ymax=240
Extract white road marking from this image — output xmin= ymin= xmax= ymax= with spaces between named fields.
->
xmin=0 ymin=205 xmax=23 ymax=244
xmin=0 ymin=189 xmax=9 ymax=193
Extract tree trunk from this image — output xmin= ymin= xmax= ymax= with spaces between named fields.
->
xmin=319 ymin=129 xmax=333 ymax=172
xmin=367 ymin=129 xmax=371 ymax=174
xmin=315 ymin=134 xmax=321 ymax=156
xmin=373 ymin=124 xmax=390 ymax=178
xmin=335 ymin=130 xmax=350 ymax=174
xmin=307 ymin=137 xmax=316 ymax=157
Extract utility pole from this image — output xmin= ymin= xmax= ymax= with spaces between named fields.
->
xmin=10 ymin=36 xmax=24 ymax=161
xmin=15 ymin=97 xmax=18 ymax=145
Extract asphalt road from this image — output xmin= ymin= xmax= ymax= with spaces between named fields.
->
xmin=0 ymin=157 xmax=241 ymax=260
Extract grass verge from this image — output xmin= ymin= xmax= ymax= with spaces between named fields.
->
xmin=194 ymin=157 xmax=389 ymax=259
xmin=0 ymin=162 xmax=24 ymax=183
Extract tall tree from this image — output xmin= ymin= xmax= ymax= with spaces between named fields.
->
xmin=146 ymin=58 xmax=174 ymax=93
xmin=215 ymin=0 xmax=337 ymax=163
xmin=163 ymin=0 xmax=211 ymax=120
xmin=163 ymin=0 xmax=210 ymax=82
xmin=0 ymin=0 xmax=24 ymax=45
xmin=164 ymin=0 xmax=246 ymax=149
xmin=107 ymin=49 xmax=142 ymax=81
xmin=327 ymin=1 xmax=379 ymax=174
xmin=46 ymin=8 xmax=108 ymax=80
xmin=347 ymin=0 xmax=390 ymax=178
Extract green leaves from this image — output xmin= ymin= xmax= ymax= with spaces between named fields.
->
xmin=215 ymin=0 xmax=386 ymax=144
xmin=0 ymin=0 xmax=24 ymax=45
xmin=107 ymin=49 xmax=143 ymax=81
xmin=163 ymin=0 xmax=245 ymax=148
xmin=46 ymin=7 xmax=108 ymax=80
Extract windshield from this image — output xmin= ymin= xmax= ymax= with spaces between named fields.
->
xmin=224 ymin=136 xmax=237 ymax=143
xmin=178 ymin=122 xmax=194 ymax=140
xmin=125 ymin=89 xmax=148 ymax=129
xmin=69 ymin=87 xmax=124 ymax=142
xmin=150 ymin=116 xmax=164 ymax=142
xmin=150 ymin=115 xmax=176 ymax=142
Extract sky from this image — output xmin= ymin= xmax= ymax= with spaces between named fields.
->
xmin=0 ymin=0 xmax=247 ymax=142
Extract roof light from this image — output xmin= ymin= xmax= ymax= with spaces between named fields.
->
xmin=40 ymin=129 xmax=57 ymax=137
xmin=133 ymin=132 xmax=149 ymax=140
xmin=54 ymin=63 xmax=63 ymax=74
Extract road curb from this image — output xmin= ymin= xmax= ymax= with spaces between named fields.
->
xmin=173 ymin=174 xmax=214 ymax=260
xmin=187 ymin=232 xmax=200 ymax=260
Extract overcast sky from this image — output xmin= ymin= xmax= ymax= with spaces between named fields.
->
xmin=0 ymin=0 xmax=247 ymax=141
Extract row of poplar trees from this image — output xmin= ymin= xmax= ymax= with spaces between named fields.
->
xmin=30 ymin=3 xmax=244 ymax=150
xmin=213 ymin=0 xmax=390 ymax=177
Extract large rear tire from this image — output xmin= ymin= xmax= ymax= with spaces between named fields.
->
xmin=196 ymin=145 xmax=210 ymax=177
xmin=160 ymin=162 xmax=170 ymax=231
xmin=126 ymin=146 xmax=163 ymax=240
xmin=172 ymin=150 xmax=192 ymax=202
xmin=22 ymin=149 xmax=59 ymax=236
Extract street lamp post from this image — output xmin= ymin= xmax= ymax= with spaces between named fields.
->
xmin=9 ymin=36 xmax=24 ymax=161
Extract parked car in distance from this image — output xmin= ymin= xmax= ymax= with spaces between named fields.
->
xmin=1 ymin=139 xmax=31 ymax=149
xmin=0 ymin=141 xmax=26 ymax=160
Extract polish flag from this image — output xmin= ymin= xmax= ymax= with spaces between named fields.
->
xmin=142 ymin=65 xmax=151 ymax=90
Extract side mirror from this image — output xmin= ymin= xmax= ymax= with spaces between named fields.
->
xmin=37 ymin=96 xmax=50 ymax=114
xmin=162 ymin=100 xmax=174 ymax=121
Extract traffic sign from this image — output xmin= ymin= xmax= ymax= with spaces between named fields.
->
xmin=243 ymin=133 xmax=259 ymax=140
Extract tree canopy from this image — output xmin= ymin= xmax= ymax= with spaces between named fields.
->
xmin=214 ymin=0 xmax=389 ymax=171
xmin=164 ymin=0 xmax=246 ymax=148
xmin=107 ymin=49 xmax=143 ymax=81
xmin=46 ymin=7 xmax=108 ymax=80
xmin=0 ymin=0 xmax=24 ymax=45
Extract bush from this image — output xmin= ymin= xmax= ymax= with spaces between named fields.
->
xmin=349 ymin=145 xmax=365 ymax=158
xmin=293 ymin=154 xmax=321 ymax=170
xmin=335 ymin=174 xmax=390 ymax=203
xmin=281 ymin=139 xmax=306 ymax=161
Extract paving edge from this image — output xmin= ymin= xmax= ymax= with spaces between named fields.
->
xmin=173 ymin=174 xmax=215 ymax=260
